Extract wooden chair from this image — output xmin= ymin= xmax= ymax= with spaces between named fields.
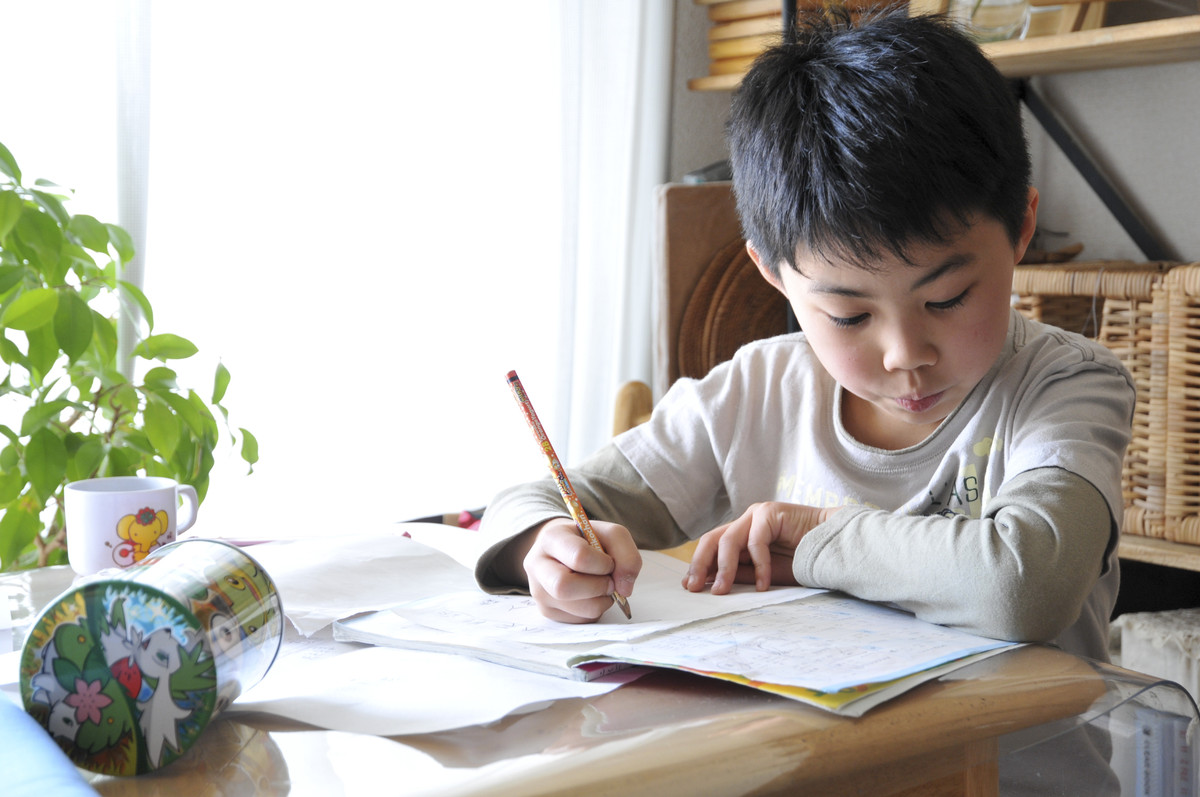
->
xmin=612 ymin=181 xmax=796 ymax=560
xmin=613 ymin=181 xmax=791 ymax=436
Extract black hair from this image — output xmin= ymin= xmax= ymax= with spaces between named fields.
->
xmin=726 ymin=9 xmax=1031 ymax=276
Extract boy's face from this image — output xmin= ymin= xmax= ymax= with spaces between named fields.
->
xmin=750 ymin=189 xmax=1038 ymax=451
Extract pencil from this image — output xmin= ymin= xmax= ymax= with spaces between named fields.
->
xmin=506 ymin=370 xmax=632 ymax=620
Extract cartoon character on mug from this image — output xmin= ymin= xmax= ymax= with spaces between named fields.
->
xmin=111 ymin=507 xmax=172 ymax=567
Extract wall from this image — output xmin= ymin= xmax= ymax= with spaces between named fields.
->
xmin=667 ymin=0 xmax=1200 ymax=262
xmin=1027 ymin=63 xmax=1200 ymax=262
xmin=668 ymin=0 xmax=734 ymax=181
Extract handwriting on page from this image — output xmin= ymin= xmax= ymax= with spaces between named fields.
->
xmin=584 ymin=593 xmax=1011 ymax=692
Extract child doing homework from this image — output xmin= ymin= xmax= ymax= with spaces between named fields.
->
xmin=474 ymin=11 xmax=1134 ymax=668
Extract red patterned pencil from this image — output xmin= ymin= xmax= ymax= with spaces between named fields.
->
xmin=506 ymin=370 xmax=632 ymax=619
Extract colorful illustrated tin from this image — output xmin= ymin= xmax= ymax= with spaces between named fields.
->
xmin=18 ymin=539 xmax=283 ymax=776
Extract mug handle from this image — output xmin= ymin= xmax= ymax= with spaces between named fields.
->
xmin=177 ymin=484 xmax=199 ymax=533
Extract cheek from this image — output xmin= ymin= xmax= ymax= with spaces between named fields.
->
xmin=954 ymin=302 xmax=1010 ymax=366
xmin=807 ymin=330 xmax=874 ymax=387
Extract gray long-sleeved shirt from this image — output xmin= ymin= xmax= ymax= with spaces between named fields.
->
xmin=477 ymin=311 xmax=1134 ymax=662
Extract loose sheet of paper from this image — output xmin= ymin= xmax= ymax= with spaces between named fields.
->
xmin=242 ymin=527 xmax=479 ymax=636
xmin=228 ymin=626 xmax=635 ymax=736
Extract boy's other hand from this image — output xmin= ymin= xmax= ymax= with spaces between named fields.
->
xmin=684 ymin=502 xmax=835 ymax=595
xmin=524 ymin=518 xmax=642 ymax=624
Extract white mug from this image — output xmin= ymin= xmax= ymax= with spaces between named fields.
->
xmin=64 ymin=476 xmax=199 ymax=575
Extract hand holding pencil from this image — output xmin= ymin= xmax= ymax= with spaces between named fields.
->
xmin=507 ymin=370 xmax=633 ymax=620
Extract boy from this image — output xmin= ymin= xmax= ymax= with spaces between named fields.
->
xmin=474 ymin=11 xmax=1133 ymax=668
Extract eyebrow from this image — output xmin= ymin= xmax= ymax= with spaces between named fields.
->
xmin=807 ymin=256 xmax=972 ymax=298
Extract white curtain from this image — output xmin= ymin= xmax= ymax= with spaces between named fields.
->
xmin=2 ymin=0 xmax=672 ymax=535
xmin=558 ymin=2 xmax=673 ymax=461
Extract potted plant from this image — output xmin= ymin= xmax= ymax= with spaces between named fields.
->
xmin=0 ymin=141 xmax=256 ymax=570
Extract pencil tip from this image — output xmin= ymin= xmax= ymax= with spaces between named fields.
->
xmin=615 ymin=593 xmax=632 ymax=620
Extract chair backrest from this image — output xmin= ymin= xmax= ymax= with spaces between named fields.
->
xmin=651 ymin=181 xmax=790 ymax=398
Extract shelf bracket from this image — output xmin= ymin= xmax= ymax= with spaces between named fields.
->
xmin=1014 ymin=78 xmax=1175 ymax=262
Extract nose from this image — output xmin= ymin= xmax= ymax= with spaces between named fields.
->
xmin=882 ymin=320 xmax=937 ymax=372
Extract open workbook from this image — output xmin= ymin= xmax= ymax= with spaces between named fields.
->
xmin=333 ymin=547 xmax=1018 ymax=717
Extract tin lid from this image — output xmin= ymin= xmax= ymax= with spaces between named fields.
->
xmin=19 ymin=578 xmax=218 ymax=776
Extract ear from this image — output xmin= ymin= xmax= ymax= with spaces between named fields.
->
xmin=747 ymin=242 xmax=788 ymax=297
xmin=1012 ymin=187 xmax=1040 ymax=264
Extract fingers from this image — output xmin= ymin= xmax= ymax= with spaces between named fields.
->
xmin=684 ymin=502 xmax=820 ymax=594
xmin=525 ymin=518 xmax=640 ymax=623
xmin=685 ymin=509 xmax=771 ymax=594
xmin=594 ymin=521 xmax=642 ymax=600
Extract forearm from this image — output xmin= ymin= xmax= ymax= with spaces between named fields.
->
xmin=793 ymin=467 xmax=1114 ymax=642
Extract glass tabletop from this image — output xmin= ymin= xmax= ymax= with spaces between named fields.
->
xmin=5 ymin=565 xmax=1198 ymax=797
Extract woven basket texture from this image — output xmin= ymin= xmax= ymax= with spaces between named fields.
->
xmin=1164 ymin=265 xmax=1200 ymax=543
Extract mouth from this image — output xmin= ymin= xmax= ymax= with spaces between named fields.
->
xmin=894 ymin=391 xmax=945 ymax=414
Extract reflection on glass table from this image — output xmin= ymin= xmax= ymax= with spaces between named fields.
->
xmin=3 ymin=565 xmax=1198 ymax=797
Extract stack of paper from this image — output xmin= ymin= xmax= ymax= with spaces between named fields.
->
xmin=334 ymin=550 xmax=1017 ymax=716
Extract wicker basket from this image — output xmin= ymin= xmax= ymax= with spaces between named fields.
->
xmin=1165 ymin=265 xmax=1200 ymax=544
xmin=1013 ymin=261 xmax=1177 ymax=538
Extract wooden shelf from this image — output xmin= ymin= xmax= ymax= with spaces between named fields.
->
xmin=689 ymin=15 xmax=1200 ymax=90
xmin=1119 ymin=534 xmax=1200 ymax=573
xmin=984 ymin=15 xmax=1200 ymax=77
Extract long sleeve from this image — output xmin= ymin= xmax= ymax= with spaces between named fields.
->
xmin=794 ymin=466 xmax=1116 ymax=647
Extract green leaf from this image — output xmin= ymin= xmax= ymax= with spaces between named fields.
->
xmin=1 ymin=287 xmax=59 ymax=330
xmin=0 ymin=142 xmax=21 ymax=182
xmin=103 ymin=446 xmax=137 ymax=477
xmin=0 ymin=333 xmax=23 ymax=367
xmin=135 ymin=333 xmax=197 ymax=361
xmin=0 ymin=263 xmax=24 ymax=295
xmin=106 ymin=223 xmax=135 ymax=263
xmin=67 ymin=214 xmax=111 ymax=252
xmin=0 ymin=468 xmax=24 ymax=503
xmin=187 ymin=390 xmax=218 ymax=441
xmin=118 ymin=280 xmax=154 ymax=331
xmin=159 ymin=391 xmax=205 ymax=436
xmin=90 ymin=309 xmax=117 ymax=365
xmin=0 ymin=190 xmax=23 ymax=241
xmin=25 ymin=323 xmax=59 ymax=383
xmin=19 ymin=399 xmax=73 ymax=436
xmin=25 ymin=427 xmax=67 ymax=503
xmin=53 ymin=290 xmax=93 ymax=361
xmin=12 ymin=210 xmax=63 ymax=280
xmin=212 ymin=361 xmax=230 ymax=404
xmin=66 ymin=438 xmax=104 ymax=483
xmin=31 ymin=189 xmax=70 ymax=227
xmin=110 ymin=383 xmax=139 ymax=415
xmin=0 ymin=503 xmax=41 ymax=569
xmin=143 ymin=397 xmax=180 ymax=460
xmin=143 ymin=366 xmax=178 ymax=389
xmin=60 ymin=242 xmax=98 ymax=279
xmin=239 ymin=427 xmax=259 ymax=467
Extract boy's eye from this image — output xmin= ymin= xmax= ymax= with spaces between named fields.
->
xmin=928 ymin=289 xmax=969 ymax=311
xmin=830 ymin=313 xmax=868 ymax=328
